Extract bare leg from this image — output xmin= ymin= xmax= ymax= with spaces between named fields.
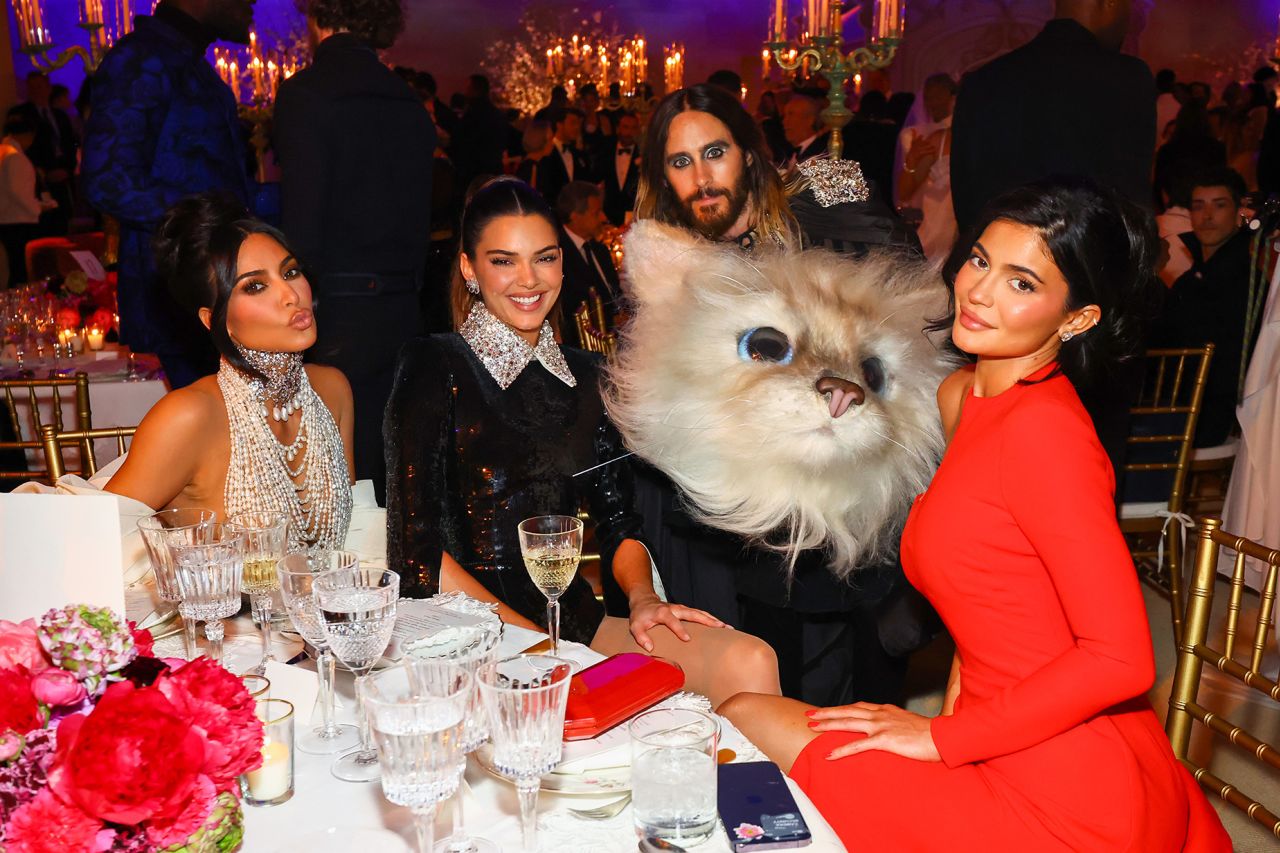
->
xmin=717 ymin=693 xmax=821 ymax=774
xmin=590 ymin=615 xmax=781 ymax=707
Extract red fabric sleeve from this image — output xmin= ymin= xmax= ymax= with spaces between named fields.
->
xmin=930 ymin=394 xmax=1155 ymax=767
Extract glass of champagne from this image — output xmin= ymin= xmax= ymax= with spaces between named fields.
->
xmin=277 ymin=550 xmax=362 ymax=755
xmin=227 ymin=511 xmax=288 ymax=675
xmin=167 ymin=523 xmax=245 ymax=665
xmin=315 ymin=564 xmax=399 ymax=783
xmin=363 ymin=659 xmax=471 ymax=853
xmin=476 ymin=655 xmax=573 ymax=852
xmin=137 ymin=508 xmax=216 ymax=659
xmin=517 ymin=515 xmax=583 ymax=656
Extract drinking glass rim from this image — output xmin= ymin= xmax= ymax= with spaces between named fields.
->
xmin=226 ymin=510 xmax=289 ymax=534
xmin=362 ymin=659 xmax=473 ymax=708
xmin=256 ymin=697 xmax=294 ymax=725
xmin=277 ymin=550 xmax=360 ymax=576
xmin=475 ymin=654 xmax=574 ymax=693
xmin=168 ymin=523 xmax=245 ymax=549
xmin=313 ymin=565 xmax=400 ymax=593
xmin=517 ymin=515 xmax=584 ymax=537
xmin=137 ymin=508 xmax=217 ymax=533
xmin=629 ymin=707 xmax=719 ymax=746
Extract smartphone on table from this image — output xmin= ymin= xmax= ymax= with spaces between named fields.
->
xmin=718 ymin=760 xmax=813 ymax=850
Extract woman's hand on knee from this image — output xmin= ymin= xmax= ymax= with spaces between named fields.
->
xmin=627 ymin=594 xmax=727 ymax=651
xmin=805 ymin=703 xmax=941 ymax=763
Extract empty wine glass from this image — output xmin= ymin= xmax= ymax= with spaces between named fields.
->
xmin=315 ymin=565 xmax=399 ymax=783
xmin=227 ymin=511 xmax=288 ymax=675
xmin=167 ymin=523 xmax=245 ymax=665
xmin=364 ymin=659 xmax=471 ymax=853
xmin=517 ymin=516 xmax=583 ymax=656
xmin=137 ymin=508 xmax=216 ymax=659
xmin=277 ymin=551 xmax=361 ymax=755
xmin=476 ymin=655 xmax=573 ymax=852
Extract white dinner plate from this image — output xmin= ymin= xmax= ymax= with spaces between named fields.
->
xmin=474 ymin=743 xmax=631 ymax=795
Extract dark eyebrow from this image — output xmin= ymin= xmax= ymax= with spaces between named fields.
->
xmin=972 ymin=241 xmax=1044 ymax=284
xmin=234 ymin=268 xmax=265 ymax=284
xmin=278 ymin=255 xmax=297 ymax=270
xmin=485 ymin=245 xmax=560 ymax=256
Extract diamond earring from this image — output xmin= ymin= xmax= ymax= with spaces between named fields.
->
xmin=1059 ymin=330 xmax=1074 ymax=342
xmin=465 ymin=278 xmax=480 ymax=295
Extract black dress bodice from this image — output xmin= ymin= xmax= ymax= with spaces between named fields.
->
xmin=385 ymin=334 xmax=643 ymax=643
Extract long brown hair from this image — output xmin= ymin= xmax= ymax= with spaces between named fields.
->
xmin=635 ymin=84 xmax=797 ymax=247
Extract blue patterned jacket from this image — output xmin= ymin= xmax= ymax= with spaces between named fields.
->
xmin=82 ymin=13 xmax=250 ymax=357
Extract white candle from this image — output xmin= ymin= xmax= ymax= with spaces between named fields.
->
xmin=245 ymin=740 xmax=291 ymax=801
xmin=773 ymin=0 xmax=785 ymax=39
xmin=86 ymin=327 xmax=105 ymax=351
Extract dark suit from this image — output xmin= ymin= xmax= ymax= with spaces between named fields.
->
xmin=14 ymin=101 xmax=76 ymax=235
xmin=950 ymin=17 xmax=1155 ymax=234
xmin=790 ymin=132 xmax=832 ymax=164
xmin=558 ymin=226 xmax=620 ymax=344
xmin=595 ymin=136 xmax=639 ymax=225
xmin=273 ymin=32 xmax=436 ymax=499
xmin=536 ymin=143 xmax=592 ymax=207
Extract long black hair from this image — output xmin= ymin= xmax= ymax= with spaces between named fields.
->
xmin=153 ymin=192 xmax=299 ymax=380
xmin=932 ymin=177 xmax=1161 ymax=392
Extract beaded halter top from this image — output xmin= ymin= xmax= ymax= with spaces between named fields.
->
xmin=217 ymin=360 xmax=352 ymax=552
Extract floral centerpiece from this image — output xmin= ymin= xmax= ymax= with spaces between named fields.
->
xmin=0 ymin=606 xmax=263 ymax=853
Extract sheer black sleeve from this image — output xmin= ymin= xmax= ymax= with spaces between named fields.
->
xmin=584 ymin=414 xmax=651 ymax=613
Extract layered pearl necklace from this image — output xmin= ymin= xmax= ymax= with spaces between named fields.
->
xmin=217 ymin=351 xmax=351 ymax=553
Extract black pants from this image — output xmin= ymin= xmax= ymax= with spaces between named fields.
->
xmin=0 ymin=222 xmax=38 ymax=285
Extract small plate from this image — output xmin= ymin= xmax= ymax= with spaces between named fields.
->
xmin=474 ymin=743 xmax=630 ymax=795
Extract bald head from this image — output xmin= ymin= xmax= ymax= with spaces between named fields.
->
xmin=1054 ymin=0 xmax=1130 ymax=50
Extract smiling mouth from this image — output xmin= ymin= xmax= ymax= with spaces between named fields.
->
xmin=509 ymin=293 xmax=545 ymax=310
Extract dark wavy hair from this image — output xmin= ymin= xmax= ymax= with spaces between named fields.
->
xmin=153 ymin=192 xmax=298 ymax=380
xmin=450 ymin=177 xmax=560 ymax=328
xmin=635 ymin=83 xmax=797 ymax=246
xmin=297 ymin=0 xmax=404 ymax=50
xmin=932 ymin=177 xmax=1161 ymax=392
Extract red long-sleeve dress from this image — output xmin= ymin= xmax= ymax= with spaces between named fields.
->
xmin=789 ymin=367 xmax=1230 ymax=851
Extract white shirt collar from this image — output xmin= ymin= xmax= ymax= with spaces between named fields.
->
xmin=459 ymin=301 xmax=577 ymax=390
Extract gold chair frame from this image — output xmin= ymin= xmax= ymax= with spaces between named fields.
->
xmin=1166 ymin=517 xmax=1280 ymax=838
xmin=1 ymin=372 xmax=92 ymax=483
xmin=1121 ymin=345 xmax=1214 ymax=642
xmin=39 ymin=423 xmax=136 ymax=480
xmin=574 ymin=295 xmax=617 ymax=357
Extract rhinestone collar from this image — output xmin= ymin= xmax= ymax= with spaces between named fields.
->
xmin=232 ymin=343 xmax=305 ymax=405
xmin=796 ymin=157 xmax=870 ymax=207
xmin=459 ymin=301 xmax=577 ymax=390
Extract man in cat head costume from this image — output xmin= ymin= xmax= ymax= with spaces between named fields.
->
xmin=606 ymin=83 xmax=950 ymax=706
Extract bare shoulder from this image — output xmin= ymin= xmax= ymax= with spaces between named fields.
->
xmin=305 ymin=364 xmax=352 ymax=413
xmin=137 ymin=376 xmax=224 ymax=440
xmin=937 ymin=365 xmax=975 ymax=439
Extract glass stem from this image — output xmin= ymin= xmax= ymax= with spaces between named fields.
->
xmin=516 ymin=778 xmax=540 ymax=852
xmin=354 ymin=675 xmax=373 ymax=756
xmin=204 ymin=618 xmax=224 ymax=663
xmin=181 ymin=616 xmax=199 ymax=660
xmin=316 ymin=647 xmax=339 ymax=736
xmin=254 ymin=592 xmax=274 ymax=671
xmin=413 ymin=804 xmax=436 ymax=853
xmin=547 ymin=597 xmax=561 ymax=656
xmin=447 ymin=767 xmax=467 ymax=851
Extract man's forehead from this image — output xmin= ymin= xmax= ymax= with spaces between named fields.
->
xmin=1191 ymin=186 xmax=1236 ymax=204
xmin=665 ymin=110 xmax=733 ymax=154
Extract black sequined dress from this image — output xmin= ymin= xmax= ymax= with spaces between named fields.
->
xmin=385 ymin=333 xmax=644 ymax=644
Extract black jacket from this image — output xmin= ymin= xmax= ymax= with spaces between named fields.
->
xmin=950 ymin=18 xmax=1155 ymax=233
xmin=594 ymin=135 xmax=640 ymax=226
xmin=558 ymin=226 xmax=621 ymax=341
xmin=535 ymin=142 xmax=593 ymax=207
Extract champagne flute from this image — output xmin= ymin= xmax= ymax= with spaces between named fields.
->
xmin=168 ymin=523 xmax=244 ymax=665
xmin=517 ymin=515 xmax=583 ymax=656
xmin=137 ymin=508 xmax=216 ymax=659
xmin=476 ymin=655 xmax=573 ymax=852
xmin=315 ymin=565 xmax=399 ymax=783
xmin=364 ymin=659 xmax=471 ymax=853
xmin=227 ymin=511 xmax=288 ymax=675
xmin=277 ymin=551 xmax=362 ymax=755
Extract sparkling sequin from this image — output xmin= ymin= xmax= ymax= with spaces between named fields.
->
xmin=458 ymin=301 xmax=577 ymax=390
xmin=797 ymin=157 xmax=871 ymax=207
xmin=233 ymin=344 xmax=304 ymax=405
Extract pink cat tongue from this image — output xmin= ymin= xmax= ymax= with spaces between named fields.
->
xmin=828 ymin=389 xmax=854 ymax=419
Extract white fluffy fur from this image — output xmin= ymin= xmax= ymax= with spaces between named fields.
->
xmin=604 ymin=220 xmax=956 ymax=576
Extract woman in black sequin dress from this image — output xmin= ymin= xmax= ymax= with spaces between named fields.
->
xmin=385 ymin=178 xmax=779 ymax=705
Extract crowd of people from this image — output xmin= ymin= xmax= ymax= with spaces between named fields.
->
xmin=3 ymin=0 xmax=1273 ymax=847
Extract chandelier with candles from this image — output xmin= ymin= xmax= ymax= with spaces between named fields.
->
xmin=12 ymin=0 xmax=137 ymax=72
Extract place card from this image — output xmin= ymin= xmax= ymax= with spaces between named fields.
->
xmin=68 ymin=250 xmax=107 ymax=281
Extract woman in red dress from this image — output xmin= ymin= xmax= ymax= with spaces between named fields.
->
xmin=720 ymin=179 xmax=1230 ymax=851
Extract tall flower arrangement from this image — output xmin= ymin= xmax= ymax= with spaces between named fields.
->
xmin=0 ymin=606 xmax=263 ymax=853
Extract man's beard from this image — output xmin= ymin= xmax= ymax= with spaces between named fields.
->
xmin=676 ymin=174 xmax=751 ymax=240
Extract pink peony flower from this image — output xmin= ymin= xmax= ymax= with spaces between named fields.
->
xmin=5 ymin=788 xmax=112 ymax=853
xmin=156 ymin=657 xmax=263 ymax=791
xmin=0 ymin=620 xmax=49 ymax=675
xmin=31 ymin=669 xmax=88 ymax=708
xmin=0 ymin=730 xmax=23 ymax=762
xmin=144 ymin=773 xmax=216 ymax=848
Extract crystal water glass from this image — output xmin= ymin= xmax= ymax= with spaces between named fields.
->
xmin=277 ymin=551 xmax=361 ymax=755
xmin=411 ymin=627 xmax=502 ymax=853
xmin=630 ymin=708 xmax=719 ymax=845
xmin=137 ymin=508 xmax=216 ymax=659
xmin=227 ymin=511 xmax=289 ymax=675
xmin=315 ymin=565 xmax=399 ymax=783
xmin=168 ymin=523 xmax=245 ymax=665
xmin=364 ymin=660 xmax=471 ymax=853
xmin=517 ymin=516 xmax=583 ymax=657
xmin=476 ymin=655 xmax=573 ymax=852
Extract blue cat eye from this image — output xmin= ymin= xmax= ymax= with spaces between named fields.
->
xmin=737 ymin=327 xmax=794 ymax=365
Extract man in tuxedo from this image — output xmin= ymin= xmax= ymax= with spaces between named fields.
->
xmin=782 ymin=91 xmax=829 ymax=166
xmin=555 ymin=181 xmax=619 ymax=343
xmin=14 ymin=72 xmax=76 ymax=236
xmin=596 ymin=111 xmax=641 ymax=226
xmin=535 ymin=107 xmax=591 ymax=207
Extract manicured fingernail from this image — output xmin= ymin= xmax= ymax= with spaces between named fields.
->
xmin=807 ymin=721 xmax=818 ymax=728
xmin=804 ymin=709 xmax=816 ymax=717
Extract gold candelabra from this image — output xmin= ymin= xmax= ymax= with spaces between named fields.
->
xmin=13 ymin=0 xmax=136 ymax=73
xmin=766 ymin=0 xmax=905 ymax=158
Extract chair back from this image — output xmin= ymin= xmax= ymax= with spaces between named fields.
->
xmin=573 ymin=301 xmax=617 ymax=357
xmin=39 ymin=423 xmax=137 ymax=480
xmin=1166 ymin=517 xmax=1280 ymax=837
xmin=1 ymin=372 xmax=92 ymax=483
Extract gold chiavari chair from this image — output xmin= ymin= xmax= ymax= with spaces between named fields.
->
xmin=1166 ymin=517 xmax=1280 ymax=838
xmin=1120 ymin=345 xmax=1213 ymax=643
xmin=588 ymin=286 xmax=609 ymax=337
xmin=1 ymin=371 xmax=92 ymax=484
xmin=573 ymin=302 xmax=617 ymax=357
xmin=39 ymin=423 xmax=137 ymax=481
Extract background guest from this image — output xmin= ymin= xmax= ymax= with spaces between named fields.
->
xmin=895 ymin=73 xmax=958 ymax=262
xmin=273 ymin=0 xmax=435 ymax=503
xmin=596 ymin=110 xmax=641 ymax=226
xmin=1155 ymin=67 xmax=1181 ymax=145
xmin=577 ymin=82 xmax=610 ymax=147
xmin=842 ymin=90 xmax=898 ymax=207
xmin=781 ymin=91 xmax=829 ymax=167
xmin=12 ymin=71 xmax=76 ymax=237
xmin=556 ymin=180 xmax=620 ymax=339
xmin=450 ymin=74 xmax=509 ymax=188
xmin=82 ymin=0 xmax=256 ymax=389
xmin=1153 ymin=102 xmax=1226 ymax=212
xmin=535 ymin=107 xmax=591 ymax=207
xmin=0 ymin=111 xmax=54 ymax=286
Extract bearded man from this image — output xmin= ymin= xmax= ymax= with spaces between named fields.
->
xmin=622 ymin=83 xmax=930 ymax=707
